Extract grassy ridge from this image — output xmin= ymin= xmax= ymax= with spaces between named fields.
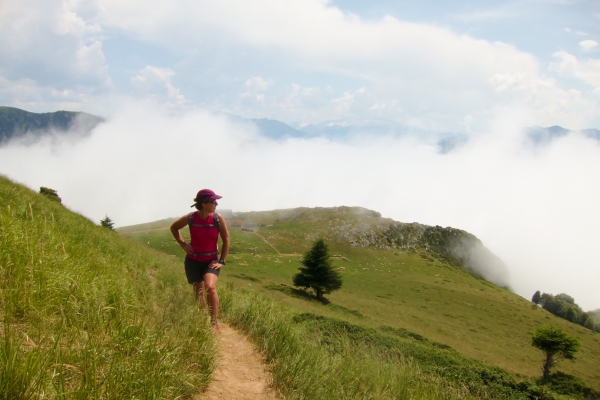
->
xmin=234 ymin=209 xmax=600 ymax=390
xmin=0 ymin=176 xmax=215 ymax=398
xmin=123 ymin=208 xmax=600 ymax=397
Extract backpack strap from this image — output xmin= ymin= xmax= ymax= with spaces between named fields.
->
xmin=213 ymin=213 xmax=220 ymax=233
xmin=188 ymin=212 xmax=195 ymax=236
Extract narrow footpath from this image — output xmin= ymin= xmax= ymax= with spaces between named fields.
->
xmin=196 ymin=323 xmax=280 ymax=400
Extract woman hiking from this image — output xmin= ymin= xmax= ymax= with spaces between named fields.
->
xmin=170 ymin=189 xmax=230 ymax=333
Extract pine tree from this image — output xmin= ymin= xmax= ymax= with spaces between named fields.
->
xmin=532 ymin=290 xmax=541 ymax=304
xmin=100 ymin=215 xmax=115 ymax=231
xmin=293 ymin=238 xmax=342 ymax=301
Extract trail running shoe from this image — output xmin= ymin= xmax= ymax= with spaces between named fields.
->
xmin=211 ymin=317 xmax=219 ymax=334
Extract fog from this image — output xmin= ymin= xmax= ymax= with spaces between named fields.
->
xmin=1 ymin=103 xmax=598 ymax=310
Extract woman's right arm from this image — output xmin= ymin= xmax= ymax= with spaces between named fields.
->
xmin=170 ymin=215 xmax=194 ymax=255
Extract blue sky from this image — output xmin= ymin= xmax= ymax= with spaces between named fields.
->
xmin=1 ymin=1 xmax=600 ymax=309
xmin=1 ymin=0 xmax=599 ymax=131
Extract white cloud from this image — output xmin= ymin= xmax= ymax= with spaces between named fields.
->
xmin=331 ymin=87 xmax=366 ymax=114
xmin=92 ymin=0 xmax=600 ymax=130
xmin=245 ymin=76 xmax=273 ymax=91
xmin=579 ymin=39 xmax=599 ymax=50
xmin=0 ymin=0 xmax=111 ymax=114
xmin=130 ymin=66 xmax=188 ymax=109
xmin=240 ymin=76 xmax=274 ymax=103
xmin=1 ymin=0 xmax=598 ymax=130
xmin=0 ymin=0 xmax=110 ymax=90
xmin=550 ymin=51 xmax=600 ymax=87
xmin=1 ymin=103 xmax=599 ymax=310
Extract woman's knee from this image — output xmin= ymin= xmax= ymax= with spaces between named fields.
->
xmin=205 ymin=283 xmax=217 ymax=295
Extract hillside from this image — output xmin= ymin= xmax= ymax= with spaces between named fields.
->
xmin=0 ymin=175 xmax=215 ymax=398
xmin=122 ymin=207 xmax=600 ymax=397
xmin=0 ymin=106 xmax=104 ymax=143
xmin=238 ymin=207 xmax=510 ymax=286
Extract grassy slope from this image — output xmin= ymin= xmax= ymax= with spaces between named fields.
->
xmin=123 ymin=207 xmax=600 ymax=394
xmin=0 ymin=176 xmax=215 ymax=398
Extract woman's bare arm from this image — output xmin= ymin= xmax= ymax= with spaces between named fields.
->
xmin=218 ymin=214 xmax=230 ymax=262
xmin=170 ymin=215 xmax=193 ymax=254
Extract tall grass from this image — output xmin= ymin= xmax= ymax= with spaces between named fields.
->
xmin=219 ymin=281 xmax=564 ymax=399
xmin=219 ymin=282 xmax=481 ymax=400
xmin=0 ymin=176 xmax=216 ymax=399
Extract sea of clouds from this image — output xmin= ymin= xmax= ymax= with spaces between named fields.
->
xmin=1 ymin=102 xmax=598 ymax=310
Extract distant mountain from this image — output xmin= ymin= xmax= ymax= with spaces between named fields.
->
xmin=226 ymin=114 xmax=460 ymax=149
xmin=437 ymin=134 xmax=470 ymax=154
xmin=526 ymin=125 xmax=600 ymax=145
xmin=295 ymin=118 xmax=454 ymax=141
xmin=225 ymin=114 xmax=305 ymax=139
xmin=252 ymin=118 xmax=305 ymax=139
xmin=0 ymin=106 xmax=104 ymax=144
xmin=432 ymin=125 xmax=600 ymax=153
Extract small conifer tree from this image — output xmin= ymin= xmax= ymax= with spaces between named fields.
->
xmin=532 ymin=290 xmax=541 ymax=304
xmin=293 ymin=238 xmax=342 ymax=301
xmin=100 ymin=215 xmax=115 ymax=231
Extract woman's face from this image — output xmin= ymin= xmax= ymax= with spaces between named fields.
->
xmin=202 ymin=199 xmax=218 ymax=212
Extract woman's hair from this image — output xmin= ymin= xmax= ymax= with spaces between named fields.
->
xmin=194 ymin=196 xmax=210 ymax=210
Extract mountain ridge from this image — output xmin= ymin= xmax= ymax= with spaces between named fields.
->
xmin=3 ymin=106 xmax=599 ymax=152
xmin=0 ymin=106 xmax=104 ymax=143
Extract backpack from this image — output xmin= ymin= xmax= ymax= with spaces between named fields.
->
xmin=188 ymin=212 xmax=220 ymax=234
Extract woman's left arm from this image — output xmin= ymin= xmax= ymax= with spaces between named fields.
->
xmin=218 ymin=214 xmax=230 ymax=264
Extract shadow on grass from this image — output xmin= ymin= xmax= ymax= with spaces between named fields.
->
xmin=264 ymin=284 xmax=329 ymax=304
xmin=229 ymin=274 xmax=262 ymax=283
xmin=264 ymin=284 xmax=366 ymax=318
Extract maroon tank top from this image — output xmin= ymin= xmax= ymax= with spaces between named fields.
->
xmin=187 ymin=212 xmax=219 ymax=261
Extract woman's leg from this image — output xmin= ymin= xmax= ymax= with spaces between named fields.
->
xmin=203 ymin=273 xmax=219 ymax=321
xmin=192 ymin=281 xmax=207 ymax=310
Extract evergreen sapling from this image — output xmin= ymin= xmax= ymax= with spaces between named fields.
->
xmin=293 ymin=238 xmax=342 ymax=301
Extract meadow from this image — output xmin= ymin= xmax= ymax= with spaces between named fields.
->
xmin=0 ymin=176 xmax=216 ymax=399
xmin=123 ymin=207 xmax=600 ymax=398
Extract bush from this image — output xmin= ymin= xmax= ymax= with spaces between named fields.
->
xmin=542 ymin=372 xmax=600 ymax=398
xmin=39 ymin=187 xmax=61 ymax=204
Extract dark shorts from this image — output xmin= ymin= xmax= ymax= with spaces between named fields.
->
xmin=184 ymin=257 xmax=220 ymax=285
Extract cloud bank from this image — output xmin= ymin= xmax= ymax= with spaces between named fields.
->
xmin=0 ymin=103 xmax=598 ymax=310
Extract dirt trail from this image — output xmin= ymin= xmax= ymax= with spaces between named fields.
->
xmin=251 ymin=232 xmax=301 ymax=258
xmin=196 ymin=323 xmax=280 ymax=400
xmin=252 ymin=232 xmax=282 ymax=255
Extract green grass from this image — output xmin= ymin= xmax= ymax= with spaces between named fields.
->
xmin=0 ymin=176 xmax=216 ymax=398
xmin=219 ymin=282 xmax=482 ymax=399
xmin=124 ymin=207 xmax=600 ymax=398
